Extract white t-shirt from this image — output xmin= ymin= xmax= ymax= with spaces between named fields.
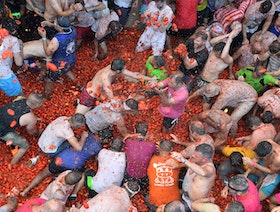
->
xmin=85 ymin=99 xmax=123 ymax=133
xmin=38 ymin=116 xmax=74 ymax=153
xmin=91 ymin=149 xmax=126 ymax=193
xmin=40 ymin=170 xmax=75 ymax=205
xmin=79 ymin=185 xmax=133 ymax=212
xmin=0 ymin=35 xmax=20 ymax=79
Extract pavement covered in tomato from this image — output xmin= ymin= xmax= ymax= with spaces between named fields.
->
xmin=0 ymin=28 xmax=263 ymax=211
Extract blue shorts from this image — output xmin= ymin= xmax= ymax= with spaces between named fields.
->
xmin=261 ymin=173 xmax=280 ymax=196
xmin=0 ymin=73 xmax=22 ymax=96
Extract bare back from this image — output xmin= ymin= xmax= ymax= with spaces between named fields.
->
xmin=86 ymin=65 xmax=117 ymax=99
xmin=265 ymin=141 xmax=280 ymax=174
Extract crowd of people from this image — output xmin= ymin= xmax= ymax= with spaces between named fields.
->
xmin=0 ymin=0 xmax=280 ymax=211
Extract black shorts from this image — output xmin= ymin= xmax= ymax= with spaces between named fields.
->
xmin=48 ymin=158 xmax=84 ymax=174
xmin=163 ymin=117 xmax=178 ymax=130
xmin=47 ymin=63 xmax=75 ymax=82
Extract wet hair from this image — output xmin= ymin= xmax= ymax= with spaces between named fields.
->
xmin=269 ymin=40 xmax=280 ymax=54
xmin=190 ymin=122 xmax=205 ymax=135
xmin=196 ymin=31 xmax=208 ymax=41
xmin=213 ymin=42 xmax=226 ymax=53
xmin=195 ymin=144 xmax=213 ymax=159
xmin=228 ymin=175 xmax=248 ymax=193
xmin=226 ymin=201 xmax=245 ymax=212
xmin=164 ymin=201 xmax=185 ymax=212
xmin=111 ymin=137 xmax=124 ymax=151
xmin=27 ymin=92 xmax=44 ymax=108
xmin=57 ymin=16 xmax=71 ymax=33
xmin=260 ymin=0 xmax=272 ymax=14
xmin=154 ymin=56 xmax=166 ymax=67
xmin=70 ymin=113 xmax=86 ymax=128
xmin=65 ymin=171 xmax=82 ymax=185
xmin=125 ymin=98 xmax=138 ymax=110
xmin=135 ymin=122 xmax=148 ymax=136
xmin=111 ymin=58 xmax=126 ymax=71
xmin=245 ymin=116 xmax=262 ymax=128
xmin=256 ymin=140 xmax=272 ymax=157
xmin=109 ymin=21 xmax=121 ymax=35
xmin=261 ymin=110 xmax=273 ymax=123
xmin=159 ymin=139 xmax=173 ymax=152
xmin=229 ymin=152 xmax=243 ymax=167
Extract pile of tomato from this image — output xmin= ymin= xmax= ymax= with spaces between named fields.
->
xmin=0 ymin=28 xmax=267 ymax=211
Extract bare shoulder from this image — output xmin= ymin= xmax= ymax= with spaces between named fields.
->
xmin=19 ymin=112 xmax=37 ymax=126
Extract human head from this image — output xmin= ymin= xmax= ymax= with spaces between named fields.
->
xmin=156 ymin=200 xmax=185 ymax=212
xmin=123 ymin=180 xmax=140 ymax=198
xmin=109 ymin=21 xmax=122 ymax=37
xmin=65 ymin=170 xmax=82 ymax=185
xmin=41 ymin=199 xmax=63 ymax=212
xmin=256 ymin=140 xmax=272 ymax=158
xmin=70 ymin=113 xmax=86 ymax=128
xmin=269 ymin=40 xmax=280 ymax=55
xmin=261 ymin=110 xmax=273 ymax=123
xmin=27 ymin=92 xmax=44 ymax=109
xmin=204 ymin=83 xmax=220 ymax=98
xmin=229 ymin=152 xmax=243 ymax=167
xmin=189 ymin=120 xmax=205 ymax=142
xmin=194 ymin=143 xmax=214 ymax=160
xmin=227 ymin=175 xmax=248 ymax=195
xmin=124 ymin=98 xmax=139 ymax=111
xmin=111 ymin=58 xmax=126 ymax=73
xmin=189 ymin=121 xmax=205 ymax=136
xmin=168 ymin=71 xmax=185 ymax=90
xmin=194 ymin=31 xmax=208 ymax=49
xmin=259 ymin=0 xmax=272 ymax=14
xmin=225 ymin=201 xmax=244 ymax=212
xmin=159 ymin=139 xmax=173 ymax=152
xmin=209 ymin=23 xmax=223 ymax=38
xmin=111 ymin=137 xmax=124 ymax=152
xmin=135 ymin=122 xmax=148 ymax=136
xmin=155 ymin=0 xmax=165 ymax=9
xmin=245 ymin=116 xmax=262 ymax=129
xmin=57 ymin=16 xmax=71 ymax=33
xmin=151 ymin=56 xmax=166 ymax=69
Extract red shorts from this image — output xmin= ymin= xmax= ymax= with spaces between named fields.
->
xmin=79 ymin=87 xmax=97 ymax=107
xmin=76 ymin=26 xmax=93 ymax=40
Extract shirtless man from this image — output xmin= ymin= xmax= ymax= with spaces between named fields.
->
xmin=44 ymin=0 xmax=83 ymax=23
xmin=243 ymin=139 xmax=280 ymax=200
xmin=230 ymin=31 xmax=277 ymax=72
xmin=188 ymin=79 xmax=258 ymax=137
xmin=75 ymin=58 xmax=155 ymax=114
xmin=236 ymin=116 xmax=276 ymax=150
xmin=191 ymin=109 xmax=233 ymax=147
xmin=171 ymin=144 xmax=216 ymax=212
xmin=171 ymin=120 xmax=214 ymax=159
xmin=197 ymin=26 xmax=240 ymax=85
